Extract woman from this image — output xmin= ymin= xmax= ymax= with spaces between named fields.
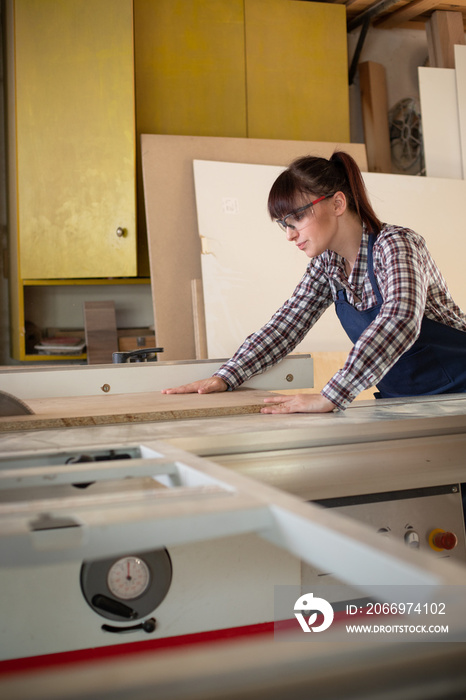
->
xmin=163 ymin=151 xmax=466 ymax=413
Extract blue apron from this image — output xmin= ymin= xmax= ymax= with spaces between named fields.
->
xmin=334 ymin=233 xmax=466 ymax=399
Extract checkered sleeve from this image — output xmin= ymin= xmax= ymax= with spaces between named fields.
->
xmin=322 ymin=229 xmax=429 ymax=409
xmin=214 ymin=260 xmax=333 ymax=389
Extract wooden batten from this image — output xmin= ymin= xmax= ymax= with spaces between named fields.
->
xmin=191 ymin=279 xmax=208 ymax=360
xmin=359 ymin=61 xmax=392 ymax=174
xmin=426 ymin=10 xmax=465 ymax=68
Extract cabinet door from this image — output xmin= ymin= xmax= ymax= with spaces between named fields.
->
xmin=14 ymin=0 xmax=136 ymax=279
xmin=244 ymin=0 xmax=350 ymax=142
xmin=134 ymin=0 xmax=247 ymax=138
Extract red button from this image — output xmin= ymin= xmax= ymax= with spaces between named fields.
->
xmin=433 ymin=531 xmax=458 ymax=550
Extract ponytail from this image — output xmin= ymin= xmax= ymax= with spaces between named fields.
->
xmin=330 ymin=152 xmax=382 ymax=233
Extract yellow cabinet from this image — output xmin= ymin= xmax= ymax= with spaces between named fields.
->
xmin=133 ymin=0 xmax=349 ymax=141
xmin=6 ymin=0 xmax=137 ymax=360
xmin=10 ymin=0 xmax=137 ymax=279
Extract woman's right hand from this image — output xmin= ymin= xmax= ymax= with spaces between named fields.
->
xmin=161 ymin=376 xmax=228 ymax=395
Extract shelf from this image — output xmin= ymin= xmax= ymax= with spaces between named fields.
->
xmin=24 ymin=354 xmax=87 ymax=362
xmin=22 ymin=278 xmax=151 ymax=287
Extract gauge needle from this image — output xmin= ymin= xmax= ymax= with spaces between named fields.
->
xmin=127 ymin=560 xmax=131 ymax=580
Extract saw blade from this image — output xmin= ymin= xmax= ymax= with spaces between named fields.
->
xmin=0 ymin=391 xmax=35 ymax=417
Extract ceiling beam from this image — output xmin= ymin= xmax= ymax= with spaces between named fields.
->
xmin=374 ymin=0 xmax=446 ymax=28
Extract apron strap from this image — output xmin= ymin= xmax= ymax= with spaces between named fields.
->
xmin=366 ymin=233 xmax=383 ymax=306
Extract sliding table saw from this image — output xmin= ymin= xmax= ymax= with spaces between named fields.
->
xmin=1 ymin=356 xmax=466 ymax=698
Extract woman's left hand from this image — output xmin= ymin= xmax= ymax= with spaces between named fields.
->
xmin=261 ymin=393 xmax=337 ymax=414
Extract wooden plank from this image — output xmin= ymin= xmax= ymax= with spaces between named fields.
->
xmin=0 ymin=389 xmax=275 ymax=433
xmin=83 ymin=301 xmax=118 ymax=364
xmin=141 ymin=134 xmax=368 ymax=361
xmin=418 ymin=66 xmax=462 ymax=178
xmin=426 ymin=10 xmax=465 ymax=67
xmin=359 ymin=61 xmax=392 ymax=174
xmin=426 ymin=15 xmax=437 ymax=63
xmin=191 ymin=279 xmax=208 ymax=360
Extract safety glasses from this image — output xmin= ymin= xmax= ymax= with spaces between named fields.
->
xmin=275 ymin=193 xmax=335 ymax=232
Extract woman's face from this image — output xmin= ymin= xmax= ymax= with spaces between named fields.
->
xmin=281 ymin=193 xmax=337 ymax=258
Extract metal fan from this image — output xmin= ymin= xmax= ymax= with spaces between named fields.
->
xmin=388 ymin=98 xmax=424 ymax=173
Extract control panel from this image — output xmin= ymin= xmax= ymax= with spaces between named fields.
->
xmin=315 ymin=484 xmax=466 ymax=562
xmin=302 ymin=484 xmax=466 ymax=588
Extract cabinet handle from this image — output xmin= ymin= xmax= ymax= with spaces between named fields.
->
xmin=116 ymin=227 xmax=126 ymax=237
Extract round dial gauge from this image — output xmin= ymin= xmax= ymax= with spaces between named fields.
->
xmin=107 ymin=556 xmax=151 ymax=600
xmin=81 ymin=548 xmax=172 ymax=621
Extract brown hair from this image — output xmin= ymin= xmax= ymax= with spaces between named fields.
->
xmin=268 ymin=151 xmax=382 ymax=233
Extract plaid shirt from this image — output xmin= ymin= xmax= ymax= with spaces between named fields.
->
xmin=214 ymin=225 xmax=466 ymax=410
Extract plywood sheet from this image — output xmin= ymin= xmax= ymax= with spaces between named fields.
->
xmin=194 ymin=160 xmax=466 ymax=359
xmin=364 ymin=171 xmax=465 ymax=308
xmin=455 ymin=44 xmax=466 ymax=177
xmin=141 ymin=134 xmax=367 ymax=361
xmin=194 ymin=159 xmax=351 ymax=357
xmin=418 ymin=66 xmax=463 ymax=178
xmin=0 ymin=389 xmax=275 ymax=433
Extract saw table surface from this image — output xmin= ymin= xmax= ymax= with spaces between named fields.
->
xmin=1 ymin=394 xmax=466 ymax=500
xmin=0 ymin=388 xmax=277 ymax=432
